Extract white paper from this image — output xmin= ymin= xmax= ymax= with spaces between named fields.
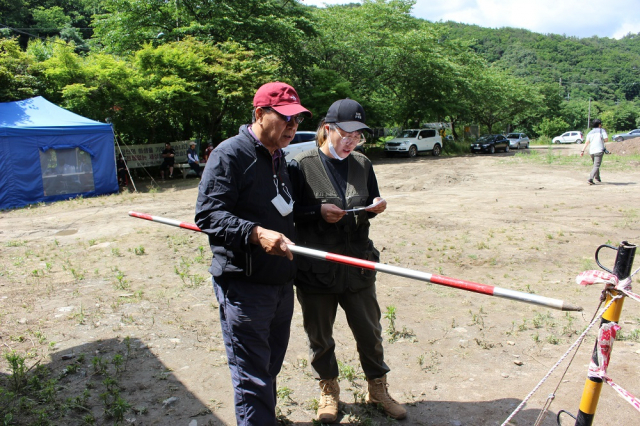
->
xmin=343 ymin=198 xmax=384 ymax=213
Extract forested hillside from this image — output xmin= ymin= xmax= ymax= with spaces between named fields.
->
xmin=2 ymin=0 xmax=640 ymax=144
xmin=442 ymin=22 xmax=640 ymax=102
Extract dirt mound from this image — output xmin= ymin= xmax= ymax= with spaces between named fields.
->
xmin=606 ymin=137 xmax=640 ymax=155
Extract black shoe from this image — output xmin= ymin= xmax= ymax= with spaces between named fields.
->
xmin=588 ymin=180 xmax=595 ymax=185
xmin=595 ymin=178 xmax=601 ymax=183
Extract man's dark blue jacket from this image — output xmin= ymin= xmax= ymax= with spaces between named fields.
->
xmin=195 ymin=125 xmax=296 ymax=285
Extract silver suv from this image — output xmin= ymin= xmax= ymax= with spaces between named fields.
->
xmin=384 ymin=128 xmax=442 ymax=157
xmin=506 ymin=133 xmax=530 ymax=149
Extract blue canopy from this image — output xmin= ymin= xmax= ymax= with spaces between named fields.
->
xmin=0 ymin=96 xmax=118 ymax=210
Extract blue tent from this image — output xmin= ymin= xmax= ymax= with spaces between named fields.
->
xmin=0 ymin=96 xmax=118 ymax=210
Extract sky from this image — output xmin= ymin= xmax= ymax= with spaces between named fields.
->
xmin=300 ymin=0 xmax=640 ymax=39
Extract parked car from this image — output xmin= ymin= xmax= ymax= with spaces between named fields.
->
xmin=283 ymin=131 xmax=316 ymax=162
xmin=470 ymin=134 xmax=510 ymax=154
xmin=506 ymin=133 xmax=530 ymax=149
xmin=612 ymin=129 xmax=640 ymax=142
xmin=552 ymin=131 xmax=584 ymax=144
xmin=384 ymin=128 xmax=442 ymax=157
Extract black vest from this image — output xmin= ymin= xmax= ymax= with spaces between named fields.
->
xmin=293 ymin=149 xmax=379 ymax=293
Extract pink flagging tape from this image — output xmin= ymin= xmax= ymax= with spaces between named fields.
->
xmin=588 ymin=322 xmax=620 ymax=379
xmin=586 ymin=321 xmax=640 ymax=412
xmin=621 ymin=289 xmax=640 ymax=303
xmin=603 ymin=376 xmax=640 ymax=413
xmin=576 ymin=270 xmax=618 ymax=286
xmin=576 ymin=270 xmax=640 ymax=302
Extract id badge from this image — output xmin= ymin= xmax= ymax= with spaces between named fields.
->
xmin=271 ymin=193 xmax=294 ymax=216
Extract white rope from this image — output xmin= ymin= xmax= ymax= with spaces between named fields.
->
xmin=500 ymin=295 xmax=621 ymax=426
xmin=113 ymin=130 xmax=163 ymax=190
xmin=113 ymin=131 xmax=138 ymax=193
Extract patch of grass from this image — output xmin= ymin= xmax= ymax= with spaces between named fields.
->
xmin=616 ymin=208 xmax=638 ymax=229
xmin=384 ymin=305 xmax=416 ymax=343
xmin=510 ymin=148 xmax=640 ymax=171
xmin=276 ymin=386 xmax=294 ymax=404
xmin=417 ymin=350 xmax=442 ymax=373
xmin=4 ymin=240 xmax=25 ymax=247
xmin=617 ymin=328 xmax=640 ymax=342
xmin=112 ymin=267 xmax=129 ymax=290
xmin=518 ymin=319 xmax=528 ymax=332
xmin=469 ymin=308 xmax=485 ymax=328
xmin=546 ymin=334 xmax=560 ymax=345
xmin=338 ymin=360 xmax=363 ymax=384
xmin=0 ymin=349 xmax=133 ymax=425
xmin=473 ymin=337 xmax=494 ymax=349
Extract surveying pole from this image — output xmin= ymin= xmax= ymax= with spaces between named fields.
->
xmin=575 ymin=241 xmax=636 ymax=426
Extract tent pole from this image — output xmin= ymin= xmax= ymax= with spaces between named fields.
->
xmin=112 ymin=127 xmax=138 ymax=193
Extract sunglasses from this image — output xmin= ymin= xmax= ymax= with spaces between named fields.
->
xmin=263 ymin=107 xmax=304 ymax=125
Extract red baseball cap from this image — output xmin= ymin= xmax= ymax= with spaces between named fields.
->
xmin=253 ymin=82 xmax=312 ymax=117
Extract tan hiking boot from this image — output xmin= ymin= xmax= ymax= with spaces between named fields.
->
xmin=317 ymin=378 xmax=340 ymax=423
xmin=366 ymin=375 xmax=407 ymax=420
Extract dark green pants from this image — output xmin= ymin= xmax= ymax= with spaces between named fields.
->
xmin=296 ymin=284 xmax=389 ymax=380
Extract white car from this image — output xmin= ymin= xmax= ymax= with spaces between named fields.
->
xmin=384 ymin=128 xmax=442 ymax=157
xmin=283 ymin=131 xmax=317 ymax=163
xmin=552 ymin=131 xmax=584 ymax=144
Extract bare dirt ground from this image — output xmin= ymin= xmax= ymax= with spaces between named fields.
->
xmin=1 ymin=142 xmax=639 ymax=426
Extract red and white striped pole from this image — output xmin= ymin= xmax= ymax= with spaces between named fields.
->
xmin=128 ymin=211 xmax=583 ymax=312
xmin=129 ymin=211 xmax=201 ymax=232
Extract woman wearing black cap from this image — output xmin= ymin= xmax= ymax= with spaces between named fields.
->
xmin=288 ymin=99 xmax=406 ymax=423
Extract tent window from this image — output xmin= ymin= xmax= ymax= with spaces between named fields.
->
xmin=40 ymin=148 xmax=95 ymax=196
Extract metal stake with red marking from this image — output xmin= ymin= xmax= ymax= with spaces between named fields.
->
xmin=128 ymin=211 xmax=583 ymax=312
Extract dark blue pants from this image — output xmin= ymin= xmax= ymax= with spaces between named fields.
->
xmin=189 ymin=161 xmax=201 ymax=176
xmin=213 ymin=277 xmax=294 ymax=426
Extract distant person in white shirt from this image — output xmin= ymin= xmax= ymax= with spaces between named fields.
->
xmin=580 ymin=119 xmax=608 ymax=185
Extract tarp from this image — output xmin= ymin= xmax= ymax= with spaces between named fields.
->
xmin=0 ymin=96 xmax=118 ymax=210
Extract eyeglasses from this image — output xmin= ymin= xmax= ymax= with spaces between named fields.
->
xmin=263 ymin=107 xmax=304 ymax=125
xmin=335 ymin=127 xmax=365 ymax=145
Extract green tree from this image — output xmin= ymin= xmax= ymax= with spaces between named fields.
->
xmin=560 ymin=100 xmax=592 ymax=130
xmin=0 ymin=0 xmax=103 ymax=48
xmin=308 ymin=1 xmax=476 ymax=128
xmin=534 ymin=117 xmax=569 ymax=138
xmin=91 ymin=0 xmax=315 ymax=79
xmin=0 ymin=38 xmax=42 ymax=102
xmin=38 ymin=38 xmax=277 ymax=144
xmin=467 ymin=67 xmax=541 ymax=134
xmin=609 ymin=101 xmax=639 ymax=131
xmin=295 ymin=66 xmax=355 ymax=130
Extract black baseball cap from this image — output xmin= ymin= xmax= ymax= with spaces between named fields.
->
xmin=325 ymin=99 xmax=371 ymax=133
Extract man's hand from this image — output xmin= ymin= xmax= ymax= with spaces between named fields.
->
xmin=250 ymin=226 xmax=293 ymax=260
xmin=365 ymin=197 xmax=387 ymax=214
xmin=321 ymin=204 xmax=346 ymax=223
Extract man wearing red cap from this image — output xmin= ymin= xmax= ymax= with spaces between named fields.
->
xmin=195 ymin=82 xmax=311 ymax=425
